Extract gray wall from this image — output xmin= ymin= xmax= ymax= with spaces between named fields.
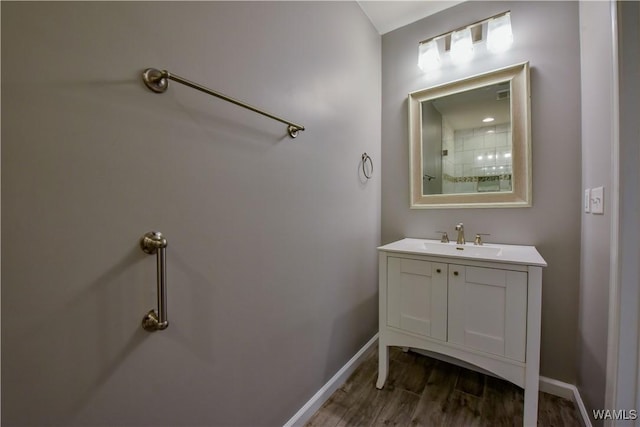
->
xmin=381 ymin=1 xmax=582 ymax=382
xmin=577 ymin=1 xmax=614 ymax=422
xmin=1 ymin=2 xmax=381 ymax=426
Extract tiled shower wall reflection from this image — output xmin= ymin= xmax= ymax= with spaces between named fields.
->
xmin=442 ymin=122 xmax=512 ymax=194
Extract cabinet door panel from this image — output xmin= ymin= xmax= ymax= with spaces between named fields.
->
xmin=387 ymin=257 xmax=447 ymax=340
xmin=448 ymin=265 xmax=527 ymax=361
xmin=462 ymin=281 xmax=506 ymax=355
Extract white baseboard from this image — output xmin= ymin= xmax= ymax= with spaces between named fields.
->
xmin=283 ymin=338 xmax=592 ymax=427
xmin=283 ymin=333 xmax=379 ymax=427
xmin=539 ymin=376 xmax=593 ymax=427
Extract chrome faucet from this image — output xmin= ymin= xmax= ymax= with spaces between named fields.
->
xmin=455 ymin=223 xmax=465 ymax=245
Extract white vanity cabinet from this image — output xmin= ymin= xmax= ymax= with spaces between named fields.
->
xmin=376 ymin=238 xmax=546 ymax=426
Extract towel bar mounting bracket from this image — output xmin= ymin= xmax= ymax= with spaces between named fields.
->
xmin=142 ymin=68 xmax=170 ymax=94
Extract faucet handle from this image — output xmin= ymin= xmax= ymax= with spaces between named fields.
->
xmin=436 ymin=231 xmax=450 ymax=243
xmin=474 ymin=233 xmax=490 ymax=246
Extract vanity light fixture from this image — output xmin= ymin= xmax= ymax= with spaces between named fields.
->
xmin=417 ymin=11 xmax=513 ymax=73
xmin=487 ymin=13 xmax=514 ymax=53
xmin=418 ymin=39 xmax=441 ymax=72
xmin=450 ymin=27 xmax=474 ymax=64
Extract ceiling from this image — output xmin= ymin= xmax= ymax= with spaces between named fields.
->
xmin=357 ymin=1 xmax=463 ymax=35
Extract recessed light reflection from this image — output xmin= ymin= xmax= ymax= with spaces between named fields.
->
xmin=477 ymin=152 xmax=513 ymax=163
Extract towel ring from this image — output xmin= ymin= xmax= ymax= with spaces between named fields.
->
xmin=362 ymin=153 xmax=373 ymax=180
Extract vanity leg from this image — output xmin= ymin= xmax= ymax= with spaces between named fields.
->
xmin=523 ymin=266 xmax=543 ymax=426
xmin=376 ymin=341 xmax=388 ymax=389
xmin=523 ymin=383 xmax=539 ymax=427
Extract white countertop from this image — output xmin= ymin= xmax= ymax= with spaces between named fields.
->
xmin=378 ymin=238 xmax=547 ymax=267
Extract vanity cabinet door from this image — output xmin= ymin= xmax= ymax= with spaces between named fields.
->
xmin=448 ymin=265 xmax=527 ymax=362
xmin=387 ymin=257 xmax=447 ymax=341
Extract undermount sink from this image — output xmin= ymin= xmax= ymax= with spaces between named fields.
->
xmin=378 ymin=238 xmax=547 ymax=266
xmin=422 ymin=241 xmax=503 ymax=257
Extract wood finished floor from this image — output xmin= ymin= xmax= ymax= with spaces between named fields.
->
xmin=305 ymin=346 xmax=581 ymax=427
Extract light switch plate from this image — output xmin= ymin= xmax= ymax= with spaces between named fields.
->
xmin=584 ymin=189 xmax=591 ymax=213
xmin=591 ymin=186 xmax=604 ymax=214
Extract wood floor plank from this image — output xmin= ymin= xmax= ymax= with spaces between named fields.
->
xmin=335 ymin=356 xmax=396 ymax=426
xmin=334 ymin=382 xmax=388 ymax=427
xmin=371 ymin=388 xmax=420 ymax=427
xmin=339 ymin=350 xmax=378 ymax=395
xmin=443 ymin=389 xmax=484 ymax=427
xmin=391 ymin=354 xmax=436 ymax=395
xmin=305 ymin=391 xmax=349 ymax=427
xmin=389 ymin=346 xmax=420 ymax=364
xmin=538 ymin=393 xmax=581 ymax=427
xmin=305 ymin=347 xmax=378 ymax=427
xmin=481 ymin=375 xmax=523 ymax=426
xmin=410 ymin=361 xmax=461 ymax=425
xmin=455 ymin=367 xmax=485 ymax=397
xmin=306 ymin=347 xmax=583 ymax=427
xmin=336 ymin=357 xmax=415 ymax=426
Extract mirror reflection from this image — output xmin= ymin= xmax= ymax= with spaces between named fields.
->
xmin=421 ymin=82 xmax=512 ymax=195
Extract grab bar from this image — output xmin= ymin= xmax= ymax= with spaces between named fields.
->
xmin=142 ymin=68 xmax=305 ymax=138
xmin=140 ymin=231 xmax=169 ymax=332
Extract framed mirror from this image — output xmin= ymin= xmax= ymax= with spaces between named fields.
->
xmin=409 ymin=62 xmax=531 ymax=209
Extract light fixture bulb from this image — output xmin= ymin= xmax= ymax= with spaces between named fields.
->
xmin=450 ymin=28 xmax=474 ymax=64
xmin=482 ymin=117 xmax=495 ymax=123
xmin=418 ymin=40 xmax=440 ymax=72
xmin=487 ymin=13 xmax=513 ymax=53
